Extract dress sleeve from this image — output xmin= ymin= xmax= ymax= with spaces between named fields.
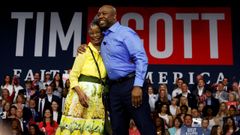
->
xmin=54 ymin=121 xmax=59 ymax=129
xmin=69 ymin=53 xmax=86 ymax=89
xmin=38 ymin=122 xmax=43 ymax=129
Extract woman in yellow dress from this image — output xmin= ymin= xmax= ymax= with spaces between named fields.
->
xmin=55 ymin=20 xmax=107 ymax=135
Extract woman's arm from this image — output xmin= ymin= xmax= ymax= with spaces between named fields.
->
xmin=74 ymin=86 xmax=89 ymax=108
xmin=69 ymin=49 xmax=89 ymax=108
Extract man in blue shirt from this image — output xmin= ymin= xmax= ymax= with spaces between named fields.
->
xmin=78 ymin=5 xmax=155 ymax=135
xmin=199 ymin=118 xmax=211 ymax=135
xmin=181 ymin=114 xmax=201 ymax=135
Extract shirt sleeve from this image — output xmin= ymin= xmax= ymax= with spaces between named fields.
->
xmin=123 ymin=29 xmax=148 ymax=87
xmin=69 ymin=53 xmax=86 ymax=89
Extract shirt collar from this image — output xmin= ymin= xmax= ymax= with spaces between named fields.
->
xmin=88 ymin=42 xmax=100 ymax=54
xmin=182 ymin=92 xmax=188 ymax=97
xmin=103 ymin=21 xmax=120 ymax=35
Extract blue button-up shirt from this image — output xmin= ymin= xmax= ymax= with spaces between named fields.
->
xmin=101 ymin=22 xmax=148 ymax=87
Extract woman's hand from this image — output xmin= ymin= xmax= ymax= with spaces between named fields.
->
xmin=74 ymin=86 xmax=89 ymax=108
xmin=41 ymin=127 xmax=46 ymax=133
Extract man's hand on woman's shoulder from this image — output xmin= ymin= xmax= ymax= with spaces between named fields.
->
xmin=77 ymin=44 xmax=87 ymax=55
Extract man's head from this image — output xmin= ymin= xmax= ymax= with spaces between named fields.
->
xmin=232 ymin=81 xmax=239 ymax=91
xmin=223 ymin=77 xmax=228 ymax=86
xmin=196 ymin=74 xmax=203 ymax=83
xmin=184 ymin=114 xmax=193 ymax=127
xmin=201 ymin=118 xmax=209 ymax=129
xmin=176 ymin=78 xmax=183 ymax=88
xmin=97 ymin=5 xmax=117 ymax=30
xmin=25 ymin=78 xmax=33 ymax=89
xmin=198 ymin=79 xmax=205 ymax=87
xmin=181 ymin=83 xmax=188 ymax=93
xmin=205 ymin=89 xmax=212 ymax=97
xmin=16 ymin=108 xmax=23 ymax=119
xmin=29 ymin=99 xmax=36 ymax=109
xmin=44 ymin=72 xmax=51 ymax=80
xmin=217 ymin=82 xmax=224 ymax=91
xmin=39 ymin=89 xmax=46 ymax=98
xmin=12 ymin=75 xmax=20 ymax=85
xmin=46 ymin=85 xmax=53 ymax=95
xmin=34 ymin=72 xmax=41 ymax=81
xmin=191 ymin=108 xmax=199 ymax=118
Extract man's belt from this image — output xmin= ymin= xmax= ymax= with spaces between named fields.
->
xmin=110 ymin=72 xmax=135 ymax=84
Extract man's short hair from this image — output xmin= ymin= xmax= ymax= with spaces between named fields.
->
xmin=184 ymin=114 xmax=192 ymax=119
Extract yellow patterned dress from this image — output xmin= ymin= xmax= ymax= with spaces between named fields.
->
xmin=55 ymin=43 xmax=107 ymax=135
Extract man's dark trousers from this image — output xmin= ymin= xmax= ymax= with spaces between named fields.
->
xmin=109 ymin=77 xmax=156 ymax=135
